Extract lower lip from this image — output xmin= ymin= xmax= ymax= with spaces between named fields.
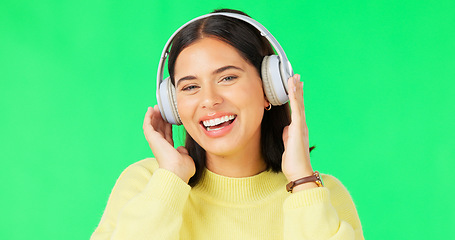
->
xmin=202 ymin=118 xmax=236 ymax=138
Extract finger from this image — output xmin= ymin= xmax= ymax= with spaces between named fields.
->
xmin=151 ymin=105 xmax=166 ymax=136
xmin=282 ymin=125 xmax=289 ymax=146
xmin=297 ymin=78 xmax=307 ymax=126
xmin=176 ymin=146 xmax=189 ymax=155
xmin=299 ymin=80 xmax=307 ymax=123
xmin=288 ymin=75 xmax=300 ymax=109
xmin=288 ymin=75 xmax=303 ymax=121
xmin=300 ymin=81 xmax=305 ymax=111
xmin=143 ymin=106 xmax=154 ymax=138
xmin=143 ymin=106 xmax=153 ymax=129
xmin=164 ymin=121 xmax=174 ymax=146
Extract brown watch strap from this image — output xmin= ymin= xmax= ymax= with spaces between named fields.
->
xmin=286 ymin=171 xmax=323 ymax=192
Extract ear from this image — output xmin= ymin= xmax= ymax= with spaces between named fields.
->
xmin=263 ymin=96 xmax=270 ymax=108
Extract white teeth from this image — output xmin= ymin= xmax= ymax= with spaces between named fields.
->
xmin=202 ymin=115 xmax=236 ymax=127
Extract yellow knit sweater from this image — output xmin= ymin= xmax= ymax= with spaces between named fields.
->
xmin=91 ymin=158 xmax=363 ymax=240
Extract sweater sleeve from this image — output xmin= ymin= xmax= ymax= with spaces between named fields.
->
xmin=283 ymin=174 xmax=364 ymax=240
xmin=90 ymin=158 xmax=191 ymax=240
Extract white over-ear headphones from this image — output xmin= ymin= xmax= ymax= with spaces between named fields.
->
xmin=157 ymin=12 xmax=293 ymax=125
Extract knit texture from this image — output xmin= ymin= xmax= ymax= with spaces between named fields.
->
xmin=91 ymin=158 xmax=363 ymax=240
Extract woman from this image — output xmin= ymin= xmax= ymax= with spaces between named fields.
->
xmin=91 ymin=9 xmax=364 ymax=240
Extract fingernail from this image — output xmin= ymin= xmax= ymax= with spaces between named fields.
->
xmin=293 ymin=86 xmax=296 ymax=92
xmin=296 ymin=74 xmax=301 ymax=82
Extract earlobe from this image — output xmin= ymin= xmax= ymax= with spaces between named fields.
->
xmin=264 ymin=99 xmax=272 ymax=111
xmin=263 ymin=97 xmax=270 ymax=108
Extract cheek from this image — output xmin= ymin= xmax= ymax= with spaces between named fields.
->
xmin=176 ymin=95 xmax=197 ymax=123
xmin=227 ymin=86 xmax=266 ymax=125
xmin=233 ymin=81 xmax=266 ymax=107
xmin=176 ymin=96 xmax=203 ymax=142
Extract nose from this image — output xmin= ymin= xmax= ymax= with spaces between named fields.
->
xmin=200 ymin=84 xmax=223 ymax=109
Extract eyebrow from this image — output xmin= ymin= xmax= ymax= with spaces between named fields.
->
xmin=176 ymin=65 xmax=244 ymax=87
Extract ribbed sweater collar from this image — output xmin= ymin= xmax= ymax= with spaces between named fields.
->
xmin=192 ymin=168 xmax=288 ymax=204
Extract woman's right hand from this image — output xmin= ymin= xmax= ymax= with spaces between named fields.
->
xmin=143 ymin=106 xmax=196 ymax=183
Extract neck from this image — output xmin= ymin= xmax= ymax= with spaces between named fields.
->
xmin=205 ymin=143 xmax=266 ymax=178
xmin=194 ymin=166 xmax=287 ymax=203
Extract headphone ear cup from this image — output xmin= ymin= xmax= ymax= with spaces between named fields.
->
xmin=261 ymin=55 xmax=289 ymax=105
xmin=158 ymin=77 xmax=182 ymax=125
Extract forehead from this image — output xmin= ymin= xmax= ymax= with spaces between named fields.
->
xmin=174 ymin=37 xmax=249 ymax=75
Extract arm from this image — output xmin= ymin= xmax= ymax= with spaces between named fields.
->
xmin=281 ymin=75 xmax=363 ymax=239
xmin=91 ymin=106 xmax=195 ymax=239
xmin=283 ymin=174 xmax=364 ymax=240
xmin=90 ymin=159 xmax=191 ymax=240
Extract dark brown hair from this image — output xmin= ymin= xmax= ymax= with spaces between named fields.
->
xmin=167 ymin=9 xmax=313 ymax=186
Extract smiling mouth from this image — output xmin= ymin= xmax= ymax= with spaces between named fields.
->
xmin=201 ymin=115 xmax=237 ymax=131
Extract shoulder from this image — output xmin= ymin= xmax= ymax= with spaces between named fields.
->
xmin=110 ymin=158 xmax=160 ymax=195
xmin=320 ymin=173 xmax=352 ymax=198
xmin=117 ymin=158 xmax=159 ymax=181
xmin=121 ymin=158 xmax=159 ymax=175
xmin=91 ymin=158 xmax=163 ymax=236
xmin=320 ymin=173 xmax=363 ymax=237
xmin=320 ymin=173 xmax=360 ymax=215
xmin=320 ymin=174 xmax=347 ymax=190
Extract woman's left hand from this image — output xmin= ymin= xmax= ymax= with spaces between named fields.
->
xmin=281 ymin=74 xmax=317 ymax=190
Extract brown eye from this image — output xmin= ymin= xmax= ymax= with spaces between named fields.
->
xmin=182 ymin=85 xmax=199 ymax=91
xmin=222 ymin=76 xmax=237 ymax=82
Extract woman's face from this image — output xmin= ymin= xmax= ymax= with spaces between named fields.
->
xmin=174 ymin=37 xmax=268 ymax=157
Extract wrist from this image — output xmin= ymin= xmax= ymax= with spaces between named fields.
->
xmin=159 ymin=166 xmax=192 ymax=184
xmin=285 ymin=168 xmax=314 ymax=183
xmin=286 ymin=171 xmax=323 ymax=193
xmin=291 ymin=182 xmax=318 ymax=192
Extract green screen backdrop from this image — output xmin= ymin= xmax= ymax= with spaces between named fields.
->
xmin=1 ymin=0 xmax=454 ymax=239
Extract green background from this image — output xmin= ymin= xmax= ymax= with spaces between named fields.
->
xmin=1 ymin=0 xmax=454 ymax=239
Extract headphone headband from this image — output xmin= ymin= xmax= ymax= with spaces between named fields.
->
xmin=157 ymin=12 xmax=293 ymax=85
